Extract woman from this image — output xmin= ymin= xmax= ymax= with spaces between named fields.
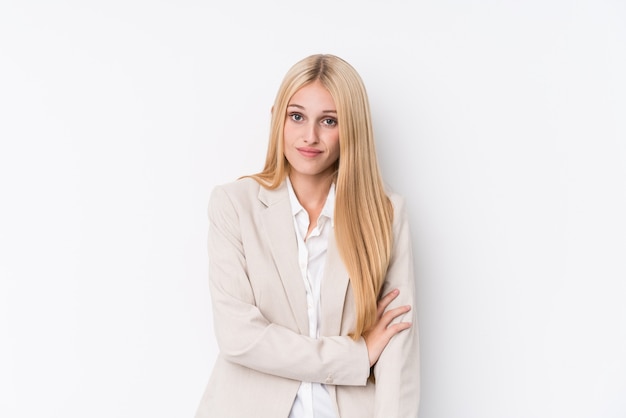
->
xmin=195 ymin=54 xmax=419 ymax=418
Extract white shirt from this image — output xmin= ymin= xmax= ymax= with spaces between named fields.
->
xmin=286 ymin=178 xmax=338 ymax=418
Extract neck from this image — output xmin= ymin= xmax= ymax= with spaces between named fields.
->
xmin=288 ymin=172 xmax=333 ymax=215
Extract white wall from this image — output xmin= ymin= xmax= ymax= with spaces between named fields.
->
xmin=1 ymin=1 xmax=625 ymax=417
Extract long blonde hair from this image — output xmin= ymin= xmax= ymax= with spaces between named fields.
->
xmin=250 ymin=54 xmax=393 ymax=339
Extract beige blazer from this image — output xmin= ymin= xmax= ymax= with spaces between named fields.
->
xmin=195 ymin=178 xmax=419 ymax=418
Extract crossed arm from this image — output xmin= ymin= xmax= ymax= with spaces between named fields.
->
xmin=208 ymin=185 xmax=419 ymax=413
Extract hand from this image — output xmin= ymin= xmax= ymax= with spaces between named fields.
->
xmin=363 ymin=289 xmax=412 ymax=367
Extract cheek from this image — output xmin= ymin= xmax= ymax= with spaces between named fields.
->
xmin=283 ymin=123 xmax=302 ymax=145
xmin=330 ymin=131 xmax=340 ymax=149
xmin=329 ymin=135 xmax=340 ymax=158
xmin=282 ymin=124 xmax=291 ymax=141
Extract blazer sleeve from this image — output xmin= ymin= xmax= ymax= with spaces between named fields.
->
xmin=207 ymin=185 xmax=371 ymax=386
xmin=372 ymin=195 xmax=421 ymax=417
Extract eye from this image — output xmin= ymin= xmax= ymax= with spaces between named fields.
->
xmin=288 ymin=113 xmax=304 ymax=122
xmin=322 ymin=118 xmax=337 ymax=127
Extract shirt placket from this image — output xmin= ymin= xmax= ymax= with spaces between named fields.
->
xmin=294 ymin=212 xmax=315 ymax=418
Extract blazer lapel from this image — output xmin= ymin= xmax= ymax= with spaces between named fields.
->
xmin=320 ymin=232 xmax=350 ymax=337
xmin=258 ymin=183 xmax=309 ymax=336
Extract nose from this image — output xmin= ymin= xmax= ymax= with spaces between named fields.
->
xmin=303 ymin=122 xmax=319 ymax=144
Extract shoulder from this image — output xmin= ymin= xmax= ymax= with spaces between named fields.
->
xmin=386 ymin=188 xmax=407 ymax=216
xmin=208 ymin=177 xmax=263 ymax=216
xmin=211 ymin=177 xmax=261 ymax=200
xmin=387 ymin=191 xmax=405 ymax=209
xmin=385 ymin=188 xmax=410 ymax=234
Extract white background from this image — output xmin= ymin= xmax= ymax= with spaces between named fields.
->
xmin=1 ymin=1 xmax=625 ymax=417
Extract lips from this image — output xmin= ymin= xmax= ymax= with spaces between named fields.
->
xmin=296 ymin=147 xmax=323 ymax=158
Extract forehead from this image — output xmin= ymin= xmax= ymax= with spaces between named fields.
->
xmin=288 ymin=81 xmax=335 ymax=108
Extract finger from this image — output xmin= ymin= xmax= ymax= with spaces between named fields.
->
xmin=380 ymin=305 xmax=411 ymax=327
xmin=384 ymin=321 xmax=412 ymax=337
xmin=376 ymin=289 xmax=400 ymax=316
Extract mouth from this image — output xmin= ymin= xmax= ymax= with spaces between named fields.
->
xmin=296 ymin=147 xmax=323 ymax=158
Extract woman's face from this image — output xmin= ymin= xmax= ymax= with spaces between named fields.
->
xmin=283 ymin=81 xmax=340 ymax=183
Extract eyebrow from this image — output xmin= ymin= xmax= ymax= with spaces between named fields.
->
xmin=287 ymin=104 xmax=337 ymax=114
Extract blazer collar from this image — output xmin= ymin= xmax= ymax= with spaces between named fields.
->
xmin=319 ymin=232 xmax=350 ymax=337
xmin=258 ymin=182 xmax=310 ymax=335
xmin=257 ymin=181 xmax=288 ymax=207
xmin=258 ymin=181 xmax=350 ymax=338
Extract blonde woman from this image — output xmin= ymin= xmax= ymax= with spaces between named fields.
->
xmin=195 ymin=54 xmax=419 ymax=418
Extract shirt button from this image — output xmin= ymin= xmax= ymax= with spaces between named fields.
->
xmin=325 ymin=375 xmax=333 ymax=384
